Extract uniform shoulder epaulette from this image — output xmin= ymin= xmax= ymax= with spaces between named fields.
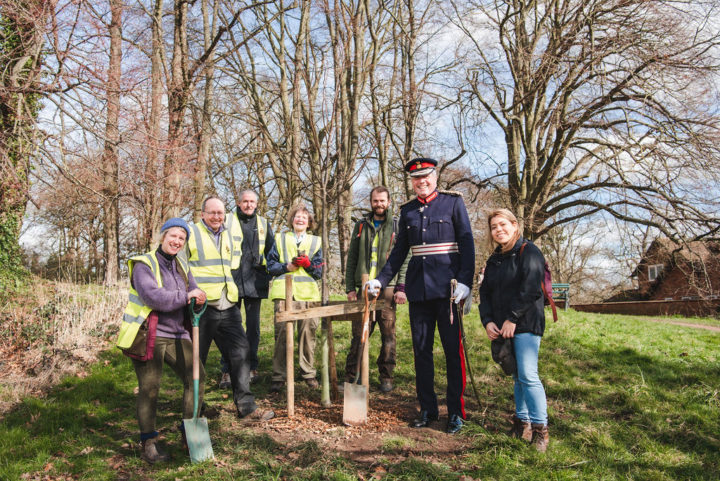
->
xmin=400 ymin=198 xmax=416 ymax=208
xmin=438 ymin=190 xmax=463 ymax=197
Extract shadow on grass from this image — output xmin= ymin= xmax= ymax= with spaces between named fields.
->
xmin=546 ymin=341 xmax=720 ymax=478
xmin=0 ymin=350 xmax=272 ymax=479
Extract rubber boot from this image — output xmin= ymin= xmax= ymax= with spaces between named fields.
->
xmin=141 ymin=437 xmax=170 ymax=464
xmin=531 ymin=423 xmax=549 ymax=452
xmin=509 ymin=415 xmax=532 ymax=442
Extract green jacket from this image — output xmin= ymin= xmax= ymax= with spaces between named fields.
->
xmin=345 ymin=209 xmax=408 ymax=292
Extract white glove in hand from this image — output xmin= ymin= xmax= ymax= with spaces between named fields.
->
xmin=364 ymin=279 xmax=382 ymax=297
xmin=454 ymin=282 xmax=470 ymax=303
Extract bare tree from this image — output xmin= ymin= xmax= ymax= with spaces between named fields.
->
xmin=101 ymin=0 xmax=123 ymax=285
xmin=162 ymin=0 xmax=276 ymax=219
xmin=449 ymin=0 xmax=720 ymax=240
xmin=136 ymin=0 xmax=166 ymax=250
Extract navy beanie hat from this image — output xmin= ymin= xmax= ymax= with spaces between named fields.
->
xmin=160 ymin=217 xmax=191 ymax=239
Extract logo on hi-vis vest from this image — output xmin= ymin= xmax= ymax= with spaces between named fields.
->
xmin=225 ymin=245 xmax=231 ymax=255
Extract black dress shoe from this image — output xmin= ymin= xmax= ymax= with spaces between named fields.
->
xmin=410 ymin=410 xmax=439 ymax=428
xmin=446 ymin=414 xmax=464 ymax=434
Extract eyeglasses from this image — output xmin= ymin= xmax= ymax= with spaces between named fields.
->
xmin=203 ymin=211 xmax=225 ymax=217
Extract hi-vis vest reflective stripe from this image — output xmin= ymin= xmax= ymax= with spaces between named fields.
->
xmin=369 ymin=233 xmax=379 ymax=279
xmin=116 ymin=251 xmax=189 ymax=349
xmin=225 ymin=210 xmax=269 ymax=267
xmin=269 ymin=232 xmax=321 ymax=301
xmin=186 ymin=222 xmax=239 ymax=302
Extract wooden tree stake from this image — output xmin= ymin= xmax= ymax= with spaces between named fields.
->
xmin=285 ymin=275 xmax=294 ymax=417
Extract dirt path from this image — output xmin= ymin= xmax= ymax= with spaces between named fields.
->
xmin=644 ymin=318 xmax=720 ymax=332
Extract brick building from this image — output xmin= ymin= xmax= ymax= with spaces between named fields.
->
xmin=609 ymin=239 xmax=720 ymax=302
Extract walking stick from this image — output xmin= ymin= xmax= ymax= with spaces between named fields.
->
xmin=451 ymin=279 xmax=482 ymax=407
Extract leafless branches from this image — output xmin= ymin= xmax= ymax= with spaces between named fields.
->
xmin=449 ymin=0 xmax=720 ymax=241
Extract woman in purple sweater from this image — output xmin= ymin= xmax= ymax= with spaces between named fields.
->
xmin=126 ymin=218 xmax=206 ymax=463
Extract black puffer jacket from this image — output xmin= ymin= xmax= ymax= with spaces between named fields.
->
xmin=479 ymin=237 xmax=546 ymax=336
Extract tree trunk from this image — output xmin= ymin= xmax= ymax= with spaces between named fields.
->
xmin=102 ymin=0 xmax=122 ymax=285
xmin=164 ymin=0 xmax=190 ymax=219
xmin=193 ymin=0 xmax=217 ymax=219
xmin=0 ymin=0 xmax=46 ymax=286
xmin=140 ymin=0 xmax=165 ymax=250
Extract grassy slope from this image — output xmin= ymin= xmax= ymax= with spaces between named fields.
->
xmin=1 ymin=303 xmax=718 ymax=480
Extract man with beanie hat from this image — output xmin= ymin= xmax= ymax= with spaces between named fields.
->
xmin=342 ymin=186 xmax=408 ymax=393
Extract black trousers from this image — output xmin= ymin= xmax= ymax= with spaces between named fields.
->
xmin=198 ymin=304 xmax=256 ymax=416
xmin=221 ymin=298 xmax=263 ymax=372
xmin=409 ymin=299 xmax=466 ymax=419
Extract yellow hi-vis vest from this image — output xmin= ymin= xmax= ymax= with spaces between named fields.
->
xmin=116 ymin=251 xmax=190 ymax=349
xmin=225 ymin=210 xmax=269 ymax=267
xmin=186 ymin=222 xmax=239 ymax=302
xmin=269 ymin=232 xmax=321 ymax=301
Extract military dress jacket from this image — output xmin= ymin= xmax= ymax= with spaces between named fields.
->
xmin=375 ymin=191 xmax=475 ymax=302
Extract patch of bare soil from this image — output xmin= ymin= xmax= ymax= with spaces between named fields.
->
xmin=249 ymin=390 xmax=472 ymax=466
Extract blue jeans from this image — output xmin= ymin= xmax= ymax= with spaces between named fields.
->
xmin=512 ymin=333 xmax=547 ymax=425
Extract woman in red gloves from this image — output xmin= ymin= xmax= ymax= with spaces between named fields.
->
xmin=265 ymin=204 xmax=324 ymax=392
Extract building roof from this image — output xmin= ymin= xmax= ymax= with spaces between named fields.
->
xmin=631 ymin=238 xmax=720 ymax=277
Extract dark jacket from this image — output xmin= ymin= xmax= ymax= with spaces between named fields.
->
xmin=345 ymin=209 xmax=408 ymax=292
xmin=479 ymin=238 xmax=546 ymax=336
xmin=230 ymin=210 xmax=275 ymax=299
xmin=376 ymin=191 xmax=475 ymax=302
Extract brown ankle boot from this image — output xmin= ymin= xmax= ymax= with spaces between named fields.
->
xmin=141 ymin=437 xmax=170 ymax=464
xmin=509 ymin=415 xmax=532 ymax=442
xmin=531 ymin=423 xmax=549 ymax=452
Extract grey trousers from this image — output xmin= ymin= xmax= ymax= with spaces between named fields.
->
xmin=272 ymin=300 xmax=319 ymax=382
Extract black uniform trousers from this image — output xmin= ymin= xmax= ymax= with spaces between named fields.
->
xmin=221 ymin=297 xmax=263 ymax=373
xmin=409 ymin=299 xmax=466 ymax=419
xmin=198 ymin=304 xmax=257 ymax=416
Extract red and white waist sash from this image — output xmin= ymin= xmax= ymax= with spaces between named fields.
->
xmin=410 ymin=242 xmax=459 ymax=256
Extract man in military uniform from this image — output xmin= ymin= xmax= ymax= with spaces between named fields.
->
xmin=367 ymin=158 xmax=474 ymax=434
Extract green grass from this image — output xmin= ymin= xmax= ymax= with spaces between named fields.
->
xmin=1 ymin=305 xmax=718 ymax=480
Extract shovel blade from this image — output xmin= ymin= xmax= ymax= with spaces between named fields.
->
xmin=183 ymin=417 xmax=214 ymax=463
xmin=342 ymin=382 xmax=368 ymax=426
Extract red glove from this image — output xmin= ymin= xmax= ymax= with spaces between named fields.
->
xmin=295 ymin=254 xmax=311 ymax=268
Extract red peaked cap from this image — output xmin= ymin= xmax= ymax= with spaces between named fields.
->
xmin=404 ymin=157 xmax=437 ymax=177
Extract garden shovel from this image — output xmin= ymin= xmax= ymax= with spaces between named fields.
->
xmin=343 ymin=285 xmax=374 ymax=426
xmin=183 ymin=298 xmax=214 ymax=463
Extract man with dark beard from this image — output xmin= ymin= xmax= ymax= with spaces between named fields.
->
xmin=343 ymin=186 xmax=408 ymax=393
